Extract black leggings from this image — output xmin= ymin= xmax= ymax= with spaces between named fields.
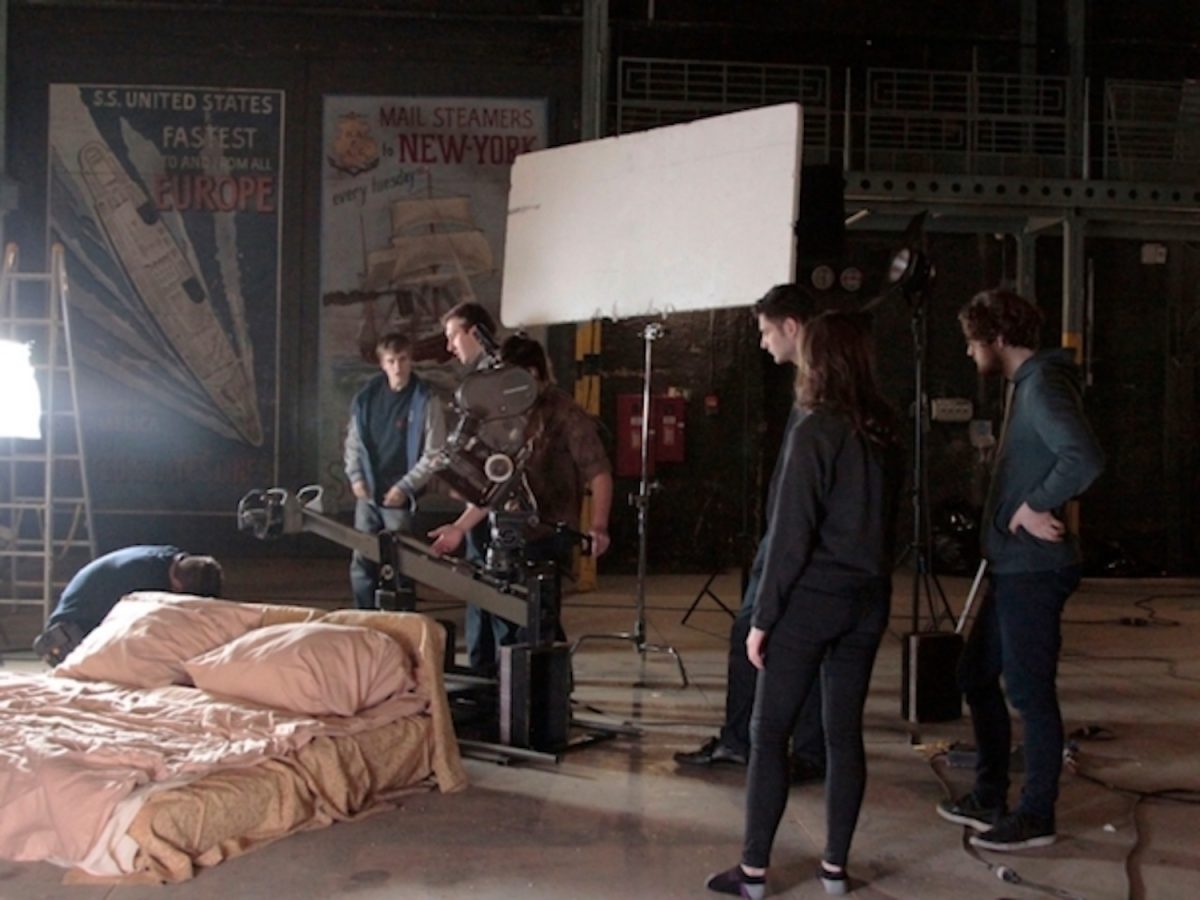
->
xmin=742 ymin=582 xmax=889 ymax=870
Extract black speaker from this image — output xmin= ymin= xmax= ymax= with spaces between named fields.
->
xmin=795 ymin=164 xmax=845 ymax=261
xmin=499 ymin=642 xmax=572 ymax=751
xmin=900 ymin=631 xmax=964 ymax=724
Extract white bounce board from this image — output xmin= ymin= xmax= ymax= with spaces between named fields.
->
xmin=500 ymin=103 xmax=802 ymax=327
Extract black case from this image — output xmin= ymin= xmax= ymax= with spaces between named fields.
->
xmin=900 ymin=631 xmax=964 ymax=723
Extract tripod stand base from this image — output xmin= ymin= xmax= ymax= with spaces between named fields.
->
xmin=680 ymin=570 xmax=735 ymax=625
xmin=571 ymin=632 xmax=689 ymax=688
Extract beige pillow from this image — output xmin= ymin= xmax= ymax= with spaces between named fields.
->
xmin=55 ymin=593 xmax=263 ymax=688
xmin=183 ymin=622 xmax=412 ymax=717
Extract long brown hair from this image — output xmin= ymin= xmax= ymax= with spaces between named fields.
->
xmin=795 ymin=311 xmax=898 ymax=446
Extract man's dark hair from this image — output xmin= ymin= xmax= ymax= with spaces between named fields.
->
xmin=752 ymin=283 xmax=818 ymax=325
xmin=174 ymin=554 xmax=224 ymax=597
xmin=375 ymin=331 xmax=412 ymax=357
xmin=958 ymin=288 xmax=1044 ymax=350
xmin=500 ymin=334 xmax=550 ymax=383
xmin=442 ymin=301 xmax=496 ymax=338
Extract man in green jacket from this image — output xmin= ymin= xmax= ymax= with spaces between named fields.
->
xmin=937 ymin=288 xmax=1104 ymax=851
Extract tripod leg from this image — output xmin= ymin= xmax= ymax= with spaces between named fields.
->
xmin=636 ymin=642 xmax=689 ymax=688
xmin=680 ymin=571 xmax=733 ymax=624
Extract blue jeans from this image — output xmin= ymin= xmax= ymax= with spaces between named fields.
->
xmin=743 ymin=580 xmax=889 ymax=870
xmin=722 ymin=540 xmax=825 ymax=764
xmin=958 ymin=565 xmax=1081 ymax=821
xmin=350 ymin=499 xmax=415 ymax=610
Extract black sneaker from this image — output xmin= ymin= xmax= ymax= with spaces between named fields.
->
xmin=675 ymin=737 xmax=748 ymax=767
xmin=970 ymin=812 xmax=1056 ymax=851
xmin=935 ymin=792 xmax=1006 ymax=831
xmin=705 ymin=865 xmax=765 ymax=899
xmin=32 ymin=621 xmax=83 ymax=667
xmin=790 ymin=757 xmax=826 ymax=785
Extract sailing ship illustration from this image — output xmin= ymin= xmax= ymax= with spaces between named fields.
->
xmin=77 ymin=141 xmax=264 ymax=446
xmin=324 ymin=191 xmax=496 ymax=362
xmin=362 ymin=195 xmax=493 ymax=293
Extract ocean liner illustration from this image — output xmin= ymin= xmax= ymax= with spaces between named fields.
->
xmin=77 ymin=141 xmax=264 ymax=446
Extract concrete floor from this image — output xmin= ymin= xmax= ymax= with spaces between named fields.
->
xmin=2 ymin=560 xmax=1198 ymax=899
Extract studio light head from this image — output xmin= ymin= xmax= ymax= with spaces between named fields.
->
xmin=887 ymin=246 xmax=934 ymax=295
xmin=887 ymin=211 xmax=935 ymax=298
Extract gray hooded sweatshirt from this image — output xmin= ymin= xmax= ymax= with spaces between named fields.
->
xmin=981 ymin=348 xmax=1105 ymax=574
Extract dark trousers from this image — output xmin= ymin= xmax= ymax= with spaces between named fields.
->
xmin=959 ymin=564 xmax=1080 ymax=822
xmin=720 ymin=542 xmax=826 ymax=764
xmin=350 ymin=499 xmax=415 ymax=610
xmin=742 ymin=581 xmax=889 ymax=870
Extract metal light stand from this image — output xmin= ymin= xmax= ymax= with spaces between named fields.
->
xmin=900 ymin=288 xmax=955 ymax=634
xmin=572 ymin=322 xmax=688 ymax=687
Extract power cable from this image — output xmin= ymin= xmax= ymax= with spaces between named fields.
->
xmin=925 ymin=751 xmax=1087 ymax=900
xmin=1063 ymin=729 xmax=1200 ymax=900
xmin=1062 ymin=591 xmax=1193 ymax=628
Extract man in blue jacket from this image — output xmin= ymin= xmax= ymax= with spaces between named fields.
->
xmin=33 ymin=545 xmax=223 ymax=664
xmin=937 ymin=289 xmax=1104 ymax=851
xmin=344 ymin=331 xmax=446 ymax=609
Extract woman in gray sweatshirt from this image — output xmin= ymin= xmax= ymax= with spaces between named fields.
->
xmin=707 ymin=310 xmax=904 ymax=898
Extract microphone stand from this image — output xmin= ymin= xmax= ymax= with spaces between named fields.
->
xmin=572 ymin=322 xmax=688 ymax=687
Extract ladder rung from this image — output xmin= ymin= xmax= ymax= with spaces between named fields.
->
xmin=3 ymin=534 xmax=93 ymax=542
xmin=0 ymin=453 xmax=83 ymax=461
xmin=6 ymin=535 xmax=90 ymax=543
xmin=1 ymin=493 xmax=90 ymax=499
xmin=0 ymin=500 xmax=90 ymax=509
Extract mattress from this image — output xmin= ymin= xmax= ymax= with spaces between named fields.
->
xmin=0 ymin=597 xmax=466 ymax=884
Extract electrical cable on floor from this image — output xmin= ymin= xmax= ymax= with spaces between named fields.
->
xmin=1039 ymin=594 xmax=1200 ymax=894
xmin=923 ymin=750 xmax=1087 ymax=900
xmin=1130 ymin=594 xmax=1188 ymax=627
xmin=1066 ymin=739 xmax=1200 ymax=807
xmin=1061 ymin=592 xmax=1191 ymax=628
xmin=1063 ymin=728 xmax=1200 ymax=900
xmin=1056 ymin=608 xmax=1200 ymax=886
xmin=919 ymin=711 xmax=1200 ymax=897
